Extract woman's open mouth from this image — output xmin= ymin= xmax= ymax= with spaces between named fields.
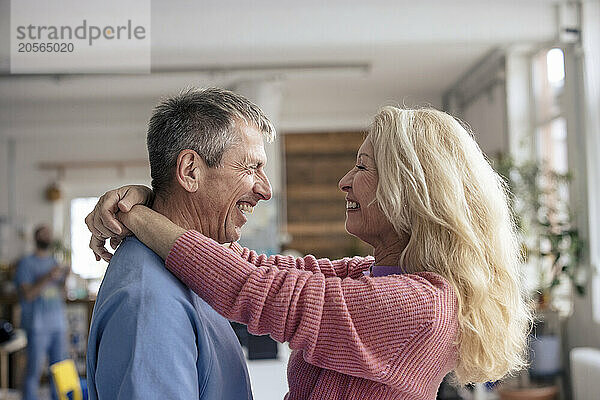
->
xmin=346 ymin=200 xmax=360 ymax=210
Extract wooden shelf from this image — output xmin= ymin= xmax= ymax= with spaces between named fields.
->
xmin=286 ymin=222 xmax=347 ymax=236
xmin=284 ymin=131 xmax=371 ymax=259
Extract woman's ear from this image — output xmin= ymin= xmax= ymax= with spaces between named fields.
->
xmin=175 ymin=149 xmax=205 ymax=193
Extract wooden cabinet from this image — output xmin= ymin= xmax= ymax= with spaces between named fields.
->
xmin=284 ymin=131 xmax=372 ymax=259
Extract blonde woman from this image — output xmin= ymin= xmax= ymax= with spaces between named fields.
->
xmin=87 ymin=107 xmax=532 ymax=399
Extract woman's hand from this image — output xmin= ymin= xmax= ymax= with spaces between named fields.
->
xmin=85 ymin=185 xmax=154 ymax=262
xmin=89 ymin=204 xmax=185 ymax=262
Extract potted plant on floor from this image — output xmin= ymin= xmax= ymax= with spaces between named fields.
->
xmin=493 ymin=155 xmax=585 ymax=399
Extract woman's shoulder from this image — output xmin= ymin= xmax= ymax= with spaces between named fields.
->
xmin=409 ymin=272 xmax=459 ymax=336
xmin=409 ymin=271 xmax=456 ymax=294
xmin=353 ymin=271 xmax=457 ymax=317
xmin=381 ymin=271 xmax=458 ymax=323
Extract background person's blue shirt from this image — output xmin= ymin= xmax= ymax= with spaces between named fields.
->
xmin=15 ymin=254 xmax=66 ymax=333
xmin=87 ymin=237 xmax=253 ymax=400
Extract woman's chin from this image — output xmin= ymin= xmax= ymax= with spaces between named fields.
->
xmin=344 ymin=222 xmax=362 ymax=240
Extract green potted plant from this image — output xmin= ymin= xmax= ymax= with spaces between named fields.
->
xmin=493 ymin=154 xmax=585 ymax=312
xmin=493 ymin=154 xmax=585 ymax=397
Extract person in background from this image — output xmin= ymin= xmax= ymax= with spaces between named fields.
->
xmin=87 ymin=107 xmax=533 ymax=399
xmin=15 ymin=224 xmax=68 ymax=400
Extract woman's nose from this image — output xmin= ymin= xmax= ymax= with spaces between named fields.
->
xmin=339 ymin=170 xmax=353 ymax=192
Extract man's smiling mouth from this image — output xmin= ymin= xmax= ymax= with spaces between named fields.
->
xmin=236 ymin=202 xmax=255 ymax=214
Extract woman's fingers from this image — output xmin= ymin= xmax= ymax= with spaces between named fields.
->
xmin=85 ymin=185 xmax=153 ymax=261
xmin=110 ymin=237 xmax=123 ymax=250
xmin=98 ymin=191 xmax=126 ymax=235
xmin=118 ymin=185 xmax=152 ymax=212
xmin=85 ymin=210 xmax=110 ymax=240
xmin=89 ymin=235 xmax=113 ymax=262
xmin=93 ymin=203 xmax=119 ymax=238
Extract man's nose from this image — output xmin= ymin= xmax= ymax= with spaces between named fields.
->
xmin=254 ymin=171 xmax=272 ymax=201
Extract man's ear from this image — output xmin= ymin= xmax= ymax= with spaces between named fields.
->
xmin=175 ymin=149 xmax=205 ymax=193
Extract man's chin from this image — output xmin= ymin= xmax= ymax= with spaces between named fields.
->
xmin=225 ymin=226 xmax=242 ymax=243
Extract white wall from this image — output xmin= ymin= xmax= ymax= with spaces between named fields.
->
xmin=0 ymin=136 xmax=8 ymax=217
xmin=1 ymin=132 xmax=149 ymax=256
xmin=506 ymin=50 xmax=535 ymax=162
xmin=566 ymin=0 xmax=600 ymax=351
xmin=462 ymin=83 xmax=507 ymax=157
xmin=443 ymin=51 xmax=508 ymax=157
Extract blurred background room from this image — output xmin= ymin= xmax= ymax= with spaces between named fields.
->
xmin=0 ymin=1 xmax=599 ymax=399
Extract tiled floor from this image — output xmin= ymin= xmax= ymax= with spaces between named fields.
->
xmin=246 ymin=343 xmax=291 ymax=400
xmin=0 ymin=387 xmax=49 ymax=400
xmin=3 ymin=343 xmax=291 ymax=400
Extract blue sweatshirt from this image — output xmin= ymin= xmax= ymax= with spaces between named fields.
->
xmin=15 ymin=254 xmax=66 ymax=333
xmin=87 ymin=237 xmax=253 ymax=400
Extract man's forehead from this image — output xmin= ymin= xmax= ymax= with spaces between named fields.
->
xmin=236 ymin=122 xmax=265 ymax=141
xmin=224 ymin=136 xmax=267 ymax=163
xmin=235 ymin=126 xmax=267 ymax=152
xmin=243 ymin=144 xmax=267 ymax=163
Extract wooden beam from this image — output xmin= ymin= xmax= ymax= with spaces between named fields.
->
xmin=284 ymin=132 xmax=365 ymax=154
xmin=286 ymin=222 xmax=347 ymax=236
xmin=287 ymin=184 xmax=345 ymax=200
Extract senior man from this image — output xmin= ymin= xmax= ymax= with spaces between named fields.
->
xmin=86 ymin=87 xmax=274 ymax=400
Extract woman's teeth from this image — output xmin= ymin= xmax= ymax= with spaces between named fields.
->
xmin=237 ymin=203 xmax=254 ymax=214
xmin=346 ymin=201 xmax=360 ymax=210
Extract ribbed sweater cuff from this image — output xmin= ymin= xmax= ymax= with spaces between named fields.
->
xmin=165 ymin=230 xmax=205 ymax=276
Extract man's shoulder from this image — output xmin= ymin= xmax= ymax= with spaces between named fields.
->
xmin=21 ymin=254 xmax=34 ymax=262
xmin=96 ymin=237 xmax=194 ymax=306
xmin=17 ymin=254 xmax=36 ymax=267
xmin=15 ymin=255 xmax=42 ymax=281
xmin=18 ymin=254 xmax=55 ymax=268
xmin=90 ymin=238 xmax=204 ymax=346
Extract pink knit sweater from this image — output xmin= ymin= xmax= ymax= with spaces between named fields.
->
xmin=165 ymin=230 xmax=459 ymax=400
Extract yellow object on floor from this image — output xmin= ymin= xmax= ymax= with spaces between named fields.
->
xmin=49 ymin=359 xmax=83 ymax=400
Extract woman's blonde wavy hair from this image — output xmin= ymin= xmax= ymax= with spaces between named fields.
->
xmin=368 ymin=106 xmax=533 ymax=384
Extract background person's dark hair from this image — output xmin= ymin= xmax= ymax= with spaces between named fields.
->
xmin=33 ymin=225 xmax=48 ymax=239
xmin=33 ymin=224 xmax=51 ymax=250
xmin=146 ymin=87 xmax=275 ymax=196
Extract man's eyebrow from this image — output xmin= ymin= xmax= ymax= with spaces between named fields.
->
xmin=243 ymin=155 xmax=265 ymax=166
xmin=358 ymin=153 xmax=373 ymax=160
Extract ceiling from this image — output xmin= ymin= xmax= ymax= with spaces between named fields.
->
xmin=0 ymin=0 xmax=561 ymax=136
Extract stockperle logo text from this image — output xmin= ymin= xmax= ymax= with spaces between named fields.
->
xmin=15 ymin=19 xmax=147 ymax=46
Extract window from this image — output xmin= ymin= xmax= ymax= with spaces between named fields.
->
xmin=70 ymin=197 xmax=108 ymax=282
xmin=533 ymin=48 xmax=567 ymax=173
xmin=532 ymin=48 xmax=574 ymax=316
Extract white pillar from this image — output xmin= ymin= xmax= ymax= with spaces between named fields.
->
xmin=0 ymin=136 xmax=7 ymax=218
xmin=581 ymin=0 xmax=600 ymax=324
xmin=565 ymin=0 xmax=600 ymax=353
xmin=0 ymin=135 xmax=9 ymax=262
xmin=505 ymin=48 xmax=535 ymax=164
xmin=231 ymin=79 xmax=284 ymax=253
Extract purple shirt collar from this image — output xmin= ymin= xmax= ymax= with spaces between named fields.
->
xmin=363 ymin=265 xmax=407 ymax=277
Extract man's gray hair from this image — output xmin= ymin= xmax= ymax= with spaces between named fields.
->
xmin=147 ymin=87 xmax=276 ymax=195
